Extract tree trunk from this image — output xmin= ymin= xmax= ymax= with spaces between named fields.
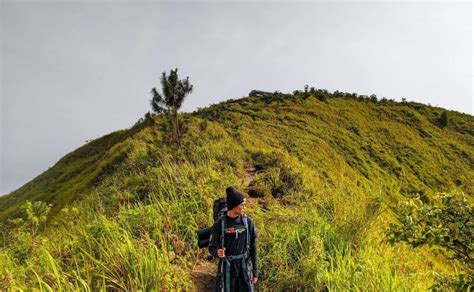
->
xmin=174 ymin=110 xmax=180 ymax=147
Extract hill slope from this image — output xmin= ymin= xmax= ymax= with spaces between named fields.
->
xmin=0 ymin=91 xmax=472 ymax=290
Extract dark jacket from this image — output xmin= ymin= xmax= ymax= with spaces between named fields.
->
xmin=208 ymin=214 xmax=258 ymax=278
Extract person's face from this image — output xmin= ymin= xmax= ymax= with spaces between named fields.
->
xmin=232 ymin=199 xmax=246 ymax=215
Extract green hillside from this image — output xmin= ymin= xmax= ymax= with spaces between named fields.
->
xmin=0 ymin=90 xmax=472 ymax=290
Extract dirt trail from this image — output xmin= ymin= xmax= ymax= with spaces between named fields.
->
xmin=239 ymin=166 xmax=257 ymax=189
xmin=192 ymin=166 xmax=261 ymax=290
xmin=191 ymin=260 xmax=216 ymax=291
xmin=241 ymin=167 xmax=267 ymax=210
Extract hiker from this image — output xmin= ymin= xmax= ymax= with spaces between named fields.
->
xmin=208 ymin=187 xmax=259 ymax=292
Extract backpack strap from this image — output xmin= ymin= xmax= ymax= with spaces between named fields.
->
xmin=243 ymin=215 xmax=250 ymax=253
xmin=220 ymin=216 xmax=225 ymax=249
xmin=220 ymin=216 xmax=226 ymax=292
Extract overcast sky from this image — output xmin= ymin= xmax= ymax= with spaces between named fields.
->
xmin=1 ymin=1 xmax=472 ymax=196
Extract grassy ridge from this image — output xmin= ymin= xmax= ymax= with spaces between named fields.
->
xmin=0 ymin=130 xmax=130 ymax=220
xmin=0 ymin=91 xmax=472 ymax=289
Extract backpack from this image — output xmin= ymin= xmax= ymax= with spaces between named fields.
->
xmin=196 ymin=197 xmax=228 ymax=248
xmin=213 ymin=197 xmax=228 ymax=221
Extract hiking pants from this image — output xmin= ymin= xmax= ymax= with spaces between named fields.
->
xmin=215 ymin=259 xmax=254 ymax=292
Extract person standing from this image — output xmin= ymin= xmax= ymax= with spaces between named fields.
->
xmin=209 ymin=187 xmax=259 ymax=291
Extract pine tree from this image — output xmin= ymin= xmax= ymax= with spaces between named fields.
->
xmin=150 ymin=68 xmax=193 ymax=147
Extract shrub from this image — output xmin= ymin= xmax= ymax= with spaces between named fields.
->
xmin=9 ymin=201 xmax=51 ymax=237
xmin=386 ymin=192 xmax=473 ymax=290
xmin=437 ymin=111 xmax=449 ymax=128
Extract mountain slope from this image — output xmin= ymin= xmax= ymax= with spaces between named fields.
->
xmin=0 ymin=91 xmax=472 ymax=290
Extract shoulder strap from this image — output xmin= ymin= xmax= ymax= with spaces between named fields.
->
xmin=243 ymin=215 xmax=250 ymax=252
xmin=220 ymin=216 xmax=225 ymax=249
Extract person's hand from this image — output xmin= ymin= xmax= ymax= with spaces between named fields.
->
xmin=217 ymin=248 xmax=226 ymax=258
xmin=252 ymin=277 xmax=258 ymax=285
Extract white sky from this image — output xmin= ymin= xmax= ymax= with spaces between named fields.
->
xmin=1 ymin=1 xmax=472 ymax=196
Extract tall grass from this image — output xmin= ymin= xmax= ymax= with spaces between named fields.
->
xmin=1 ymin=92 xmax=471 ymax=290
